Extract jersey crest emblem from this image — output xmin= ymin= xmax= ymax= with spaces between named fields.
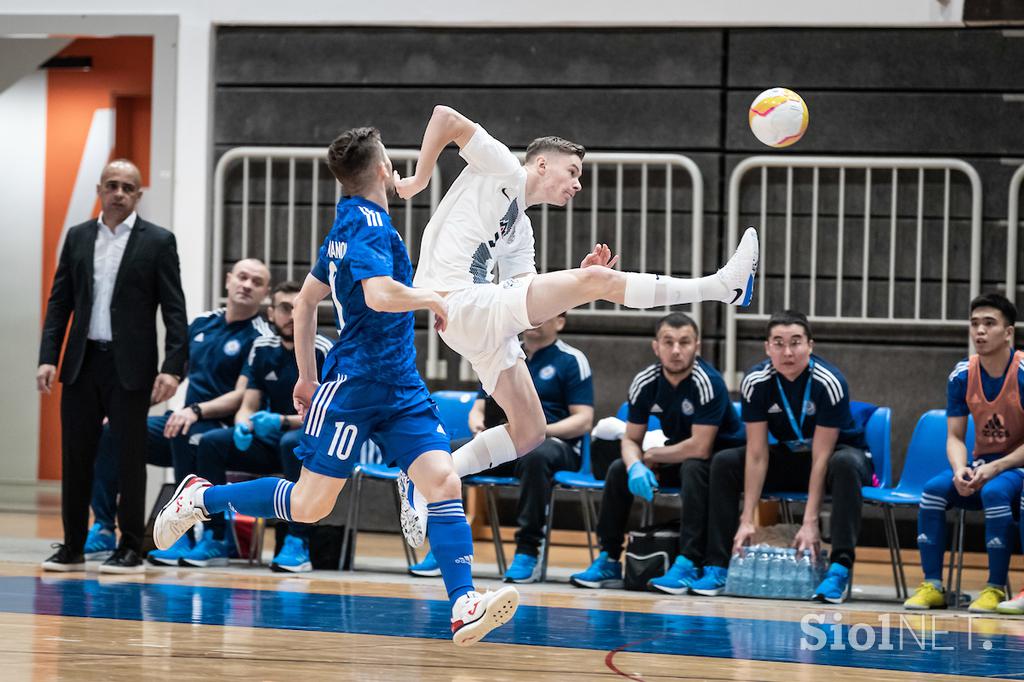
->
xmin=681 ymin=399 xmax=695 ymax=416
xmin=804 ymin=401 xmax=817 ymax=416
xmin=539 ymin=365 xmax=556 ymax=381
xmin=223 ymin=339 xmax=242 ymax=356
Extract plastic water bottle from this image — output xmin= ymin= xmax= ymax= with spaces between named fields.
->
xmin=735 ymin=548 xmax=753 ymax=596
xmin=768 ymin=549 xmax=785 ymax=597
xmin=753 ymin=546 xmax=771 ymax=597
xmin=797 ymin=550 xmax=814 ymax=598
xmin=726 ymin=551 xmax=745 ymax=596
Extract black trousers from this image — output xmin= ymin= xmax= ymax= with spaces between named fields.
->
xmin=595 ymin=456 xmax=714 ymax=563
xmin=60 ymin=343 xmax=150 ymax=553
xmin=704 ymin=444 xmax=873 ymax=569
xmin=461 ymin=436 xmax=579 ymax=557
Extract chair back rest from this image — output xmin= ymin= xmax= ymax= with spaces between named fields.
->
xmin=578 ymin=434 xmax=592 ymax=474
xmin=896 ymin=409 xmax=961 ymax=495
xmin=430 ymin=390 xmax=477 ymax=441
xmin=863 ymin=406 xmax=893 ymax=488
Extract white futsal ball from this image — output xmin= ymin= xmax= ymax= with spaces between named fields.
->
xmin=748 ymin=87 xmax=809 ymax=148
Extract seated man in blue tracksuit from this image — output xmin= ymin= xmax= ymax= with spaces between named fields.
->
xmin=569 ymin=312 xmax=745 ymax=592
xmin=409 ymin=311 xmax=594 ymax=582
xmin=181 ymin=281 xmax=333 ymax=571
xmin=86 ymin=259 xmax=273 ymax=563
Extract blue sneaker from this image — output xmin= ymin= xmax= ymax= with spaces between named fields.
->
xmin=504 ymin=553 xmax=540 ymax=584
xmin=408 ymin=550 xmax=441 ymax=577
xmin=84 ymin=523 xmax=116 ymax=560
xmin=569 ymin=551 xmax=624 ymax=589
xmin=271 ymin=535 xmax=312 ymax=573
xmin=689 ymin=565 xmax=729 ymax=596
xmin=648 ymin=555 xmax=699 ymax=595
xmin=813 ymin=563 xmax=851 ymax=604
xmin=179 ymin=529 xmax=233 ymax=568
xmin=147 ymin=533 xmax=193 ymax=566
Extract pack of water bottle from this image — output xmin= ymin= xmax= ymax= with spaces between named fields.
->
xmin=725 ymin=544 xmax=826 ymax=599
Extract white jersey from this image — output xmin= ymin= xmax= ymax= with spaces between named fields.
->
xmin=413 ymin=125 xmax=536 ymax=292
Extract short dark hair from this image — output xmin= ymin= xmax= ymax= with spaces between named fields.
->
xmin=326 ymin=126 xmax=384 ymax=190
xmin=525 ymin=136 xmax=586 ymax=164
xmin=970 ymin=293 xmax=1017 ymax=326
xmin=766 ymin=309 xmax=813 ymax=340
xmin=271 ymin=280 xmax=301 ymax=301
xmin=654 ymin=312 xmax=699 ymax=338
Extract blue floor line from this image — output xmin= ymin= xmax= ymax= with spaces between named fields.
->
xmin=3 ymin=576 xmax=1021 ymax=678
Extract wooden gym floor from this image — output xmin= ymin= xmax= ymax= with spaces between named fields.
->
xmin=3 ymin=482 xmax=1023 ymax=681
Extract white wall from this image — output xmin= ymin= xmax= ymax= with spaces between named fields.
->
xmin=0 ymin=0 xmax=966 ymax=479
xmin=0 ymin=70 xmax=46 ymax=482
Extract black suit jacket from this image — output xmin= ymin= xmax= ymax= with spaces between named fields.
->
xmin=39 ymin=217 xmax=188 ymax=391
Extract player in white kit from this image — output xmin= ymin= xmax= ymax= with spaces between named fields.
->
xmin=394 ymin=105 xmax=759 ymax=546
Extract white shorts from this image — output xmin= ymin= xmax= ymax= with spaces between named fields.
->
xmin=439 ymin=276 xmax=534 ymax=394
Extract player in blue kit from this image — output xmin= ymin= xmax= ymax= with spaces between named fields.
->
xmin=152 ymin=126 xmax=518 ymax=646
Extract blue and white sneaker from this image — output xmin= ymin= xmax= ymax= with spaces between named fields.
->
xmin=689 ymin=565 xmax=729 ymax=596
xmin=813 ymin=563 xmax=851 ymax=604
xmin=504 ymin=553 xmax=540 ymax=584
xmin=569 ymin=551 xmax=624 ymax=589
xmin=648 ymin=555 xmax=699 ymax=595
xmin=716 ymin=227 xmax=758 ymax=306
xmin=147 ymin=533 xmax=193 ymax=566
xmin=84 ymin=523 xmax=116 ymax=560
xmin=179 ymin=529 xmax=233 ymax=568
xmin=271 ymin=534 xmax=312 ymax=573
xmin=408 ymin=550 xmax=441 ymax=577
xmin=397 ymin=471 xmax=427 ymax=548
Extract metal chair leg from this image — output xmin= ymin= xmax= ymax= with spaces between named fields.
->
xmin=954 ymin=507 xmax=966 ymax=608
xmin=484 ymin=486 xmax=507 ymax=576
xmin=888 ymin=506 xmax=908 ymax=600
xmin=253 ymin=517 xmax=266 ymax=566
xmin=391 ymin=482 xmax=417 ymax=569
xmin=341 ymin=472 xmax=363 ymax=572
xmin=540 ymin=489 xmax=557 ymax=583
xmin=879 ymin=505 xmax=903 ymax=600
xmin=581 ymin=489 xmax=596 ymax=563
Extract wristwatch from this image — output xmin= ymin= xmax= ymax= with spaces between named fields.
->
xmin=188 ymin=403 xmax=204 ymax=419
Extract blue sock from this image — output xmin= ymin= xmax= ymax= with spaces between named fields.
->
xmin=984 ymin=504 xmax=1014 ymax=586
xmin=201 ymin=477 xmax=294 ymax=522
xmin=917 ymin=491 xmax=950 ymax=582
xmin=426 ymin=499 xmax=474 ymax=608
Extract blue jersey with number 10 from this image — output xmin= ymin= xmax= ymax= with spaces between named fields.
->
xmin=311 ymin=196 xmax=420 ymax=387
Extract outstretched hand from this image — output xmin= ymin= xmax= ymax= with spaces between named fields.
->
xmin=393 ymin=170 xmax=429 ymax=201
xmin=580 ymin=243 xmax=619 ymax=269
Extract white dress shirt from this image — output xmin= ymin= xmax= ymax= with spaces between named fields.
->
xmin=88 ymin=212 xmax=137 ymax=341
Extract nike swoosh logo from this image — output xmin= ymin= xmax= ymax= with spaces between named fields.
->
xmin=501 ymin=188 xmax=512 ymax=200
xmin=730 ymin=288 xmax=744 ymax=304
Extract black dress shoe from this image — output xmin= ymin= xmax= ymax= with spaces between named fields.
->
xmin=99 ymin=547 xmax=146 ymax=574
xmin=41 ymin=544 xmax=85 ymax=572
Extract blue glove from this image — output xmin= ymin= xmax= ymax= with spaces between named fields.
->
xmin=250 ymin=410 xmax=283 ymax=439
xmin=233 ymin=422 xmax=253 ymax=452
xmin=627 ymin=461 xmax=657 ymax=501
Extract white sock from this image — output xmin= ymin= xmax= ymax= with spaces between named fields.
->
xmin=451 ymin=426 xmax=518 ymax=477
xmin=622 ymin=272 xmax=728 ymax=308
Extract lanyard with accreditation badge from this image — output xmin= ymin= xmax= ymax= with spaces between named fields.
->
xmin=775 ymin=358 xmax=814 ymax=453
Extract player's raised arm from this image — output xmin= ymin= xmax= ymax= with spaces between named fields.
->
xmin=292 ymin=273 xmax=331 ymax=417
xmin=394 ymin=105 xmax=477 ymax=200
xmin=362 ymin=276 xmax=448 ymax=332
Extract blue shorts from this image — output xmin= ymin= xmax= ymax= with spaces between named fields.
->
xmin=293 ymin=376 xmax=450 ymax=479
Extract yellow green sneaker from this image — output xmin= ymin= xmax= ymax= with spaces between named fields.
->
xmin=904 ymin=582 xmax=946 ymax=610
xmin=996 ymin=588 xmax=1024 ymax=615
xmin=968 ymin=586 xmax=1006 ymax=613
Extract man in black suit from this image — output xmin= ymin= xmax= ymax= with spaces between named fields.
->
xmin=36 ymin=158 xmax=188 ymax=574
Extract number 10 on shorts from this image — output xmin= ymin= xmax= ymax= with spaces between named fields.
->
xmin=328 ymin=421 xmax=358 ymax=460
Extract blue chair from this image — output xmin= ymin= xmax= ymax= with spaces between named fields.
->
xmin=341 ymin=440 xmax=419 ymax=572
xmin=864 ymin=410 xmax=977 ymax=602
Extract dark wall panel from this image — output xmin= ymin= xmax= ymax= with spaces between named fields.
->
xmin=216 ymin=28 xmax=724 ymax=87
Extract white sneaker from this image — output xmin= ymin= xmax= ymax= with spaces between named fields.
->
xmin=153 ymin=474 xmax=211 ymax=550
xmin=716 ymin=227 xmax=759 ymax=306
xmin=451 ymin=586 xmax=520 ymax=647
xmin=397 ymin=471 xmax=427 ymax=548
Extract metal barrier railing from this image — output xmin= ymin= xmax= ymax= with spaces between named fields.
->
xmin=1007 ymin=163 xmax=1024 ymax=305
xmin=211 ymin=147 xmax=448 ymax=378
xmin=724 ymin=156 xmax=982 ymax=389
xmin=214 ymin=147 xmax=705 ymax=383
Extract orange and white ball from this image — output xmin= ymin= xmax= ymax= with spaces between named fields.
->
xmin=748 ymin=87 xmax=809 ymax=148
